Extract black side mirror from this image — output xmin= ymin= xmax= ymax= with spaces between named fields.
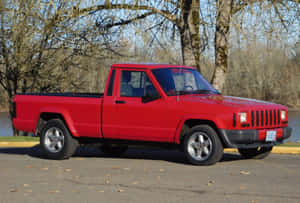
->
xmin=141 ymin=94 xmax=160 ymax=103
xmin=215 ymin=89 xmax=221 ymax=95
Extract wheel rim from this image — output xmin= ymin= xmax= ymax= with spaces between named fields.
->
xmin=187 ymin=132 xmax=213 ymax=161
xmin=44 ymin=127 xmax=65 ymax=153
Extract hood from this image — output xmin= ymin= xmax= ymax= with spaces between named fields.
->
xmin=180 ymin=94 xmax=285 ymax=110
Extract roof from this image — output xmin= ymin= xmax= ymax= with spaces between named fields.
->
xmin=111 ymin=63 xmax=196 ymax=70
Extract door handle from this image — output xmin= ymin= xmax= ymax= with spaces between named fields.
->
xmin=115 ymin=100 xmax=126 ymax=104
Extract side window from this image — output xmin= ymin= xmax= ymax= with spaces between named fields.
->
xmin=106 ymin=69 xmax=115 ymax=96
xmin=120 ymin=70 xmax=159 ymax=97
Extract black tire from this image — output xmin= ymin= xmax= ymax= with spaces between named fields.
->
xmin=183 ymin=125 xmax=223 ymax=165
xmin=238 ymin=147 xmax=273 ymax=159
xmin=100 ymin=144 xmax=128 ymax=156
xmin=40 ymin=119 xmax=78 ymax=160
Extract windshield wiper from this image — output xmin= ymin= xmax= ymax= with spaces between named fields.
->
xmin=191 ymin=89 xmax=220 ymax=95
xmin=174 ymin=90 xmax=191 ymax=95
xmin=169 ymin=89 xmax=220 ymax=96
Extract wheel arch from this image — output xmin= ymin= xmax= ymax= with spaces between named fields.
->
xmin=175 ymin=117 xmax=226 ymax=147
xmin=36 ymin=111 xmax=79 ymax=137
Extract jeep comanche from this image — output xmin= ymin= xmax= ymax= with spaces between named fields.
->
xmin=13 ymin=64 xmax=292 ymax=165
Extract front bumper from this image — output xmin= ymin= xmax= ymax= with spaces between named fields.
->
xmin=219 ymin=126 xmax=292 ymax=148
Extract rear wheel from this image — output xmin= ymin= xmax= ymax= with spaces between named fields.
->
xmin=40 ymin=119 xmax=78 ymax=160
xmin=183 ymin=125 xmax=223 ymax=165
xmin=238 ymin=147 xmax=273 ymax=159
xmin=100 ymin=144 xmax=128 ymax=156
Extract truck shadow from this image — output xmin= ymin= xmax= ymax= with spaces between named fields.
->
xmin=0 ymin=145 xmax=243 ymax=165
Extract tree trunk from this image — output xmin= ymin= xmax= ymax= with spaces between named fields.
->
xmin=179 ymin=0 xmax=201 ymax=73
xmin=211 ymin=0 xmax=233 ymax=91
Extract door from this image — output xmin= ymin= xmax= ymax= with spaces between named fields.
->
xmin=113 ymin=69 xmax=170 ymax=142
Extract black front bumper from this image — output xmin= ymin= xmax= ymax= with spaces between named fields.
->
xmin=219 ymin=126 xmax=292 ymax=148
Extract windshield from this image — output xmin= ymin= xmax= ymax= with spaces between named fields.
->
xmin=152 ymin=68 xmax=219 ymax=96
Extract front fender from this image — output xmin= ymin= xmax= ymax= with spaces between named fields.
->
xmin=173 ymin=114 xmax=225 ymax=144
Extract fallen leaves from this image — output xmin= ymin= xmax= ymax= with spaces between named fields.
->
xmin=240 ymin=171 xmax=251 ymax=175
xmin=64 ymin=168 xmax=72 ymax=172
xmin=9 ymin=188 xmax=18 ymax=193
xmin=207 ymin=180 xmax=215 ymax=186
xmin=239 ymin=184 xmax=247 ymax=190
xmin=74 ymin=158 xmax=85 ymax=161
xmin=49 ymin=190 xmax=60 ymax=193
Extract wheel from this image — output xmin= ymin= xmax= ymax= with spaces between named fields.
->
xmin=40 ymin=119 xmax=78 ymax=160
xmin=100 ymin=144 xmax=128 ymax=156
xmin=238 ymin=147 xmax=273 ymax=159
xmin=183 ymin=125 xmax=223 ymax=165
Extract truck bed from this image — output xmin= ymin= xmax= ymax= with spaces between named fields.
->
xmin=13 ymin=93 xmax=103 ymax=138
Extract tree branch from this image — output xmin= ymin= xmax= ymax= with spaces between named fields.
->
xmin=68 ymin=3 xmax=177 ymax=24
xmin=96 ymin=11 xmax=155 ymax=29
xmin=273 ymin=3 xmax=288 ymax=31
xmin=232 ymin=0 xmax=299 ymax=14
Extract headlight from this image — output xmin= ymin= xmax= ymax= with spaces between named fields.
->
xmin=281 ymin=110 xmax=286 ymax=120
xmin=240 ymin=112 xmax=247 ymax=123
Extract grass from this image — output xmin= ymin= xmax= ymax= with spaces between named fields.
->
xmin=278 ymin=142 xmax=300 ymax=147
xmin=0 ymin=136 xmax=39 ymax=142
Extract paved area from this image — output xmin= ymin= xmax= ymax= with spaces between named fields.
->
xmin=0 ymin=146 xmax=299 ymax=203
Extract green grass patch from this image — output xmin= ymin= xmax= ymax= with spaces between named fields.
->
xmin=0 ymin=136 xmax=39 ymax=142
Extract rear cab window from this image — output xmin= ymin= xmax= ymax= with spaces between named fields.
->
xmin=106 ymin=69 xmax=116 ymax=96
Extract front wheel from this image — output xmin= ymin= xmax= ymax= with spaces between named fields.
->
xmin=183 ymin=125 xmax=224 ymax=165
xmin=238 ymin=147 xmax=273 ymax=159
xmin=40 ymin=119 xmax=78 ymax=160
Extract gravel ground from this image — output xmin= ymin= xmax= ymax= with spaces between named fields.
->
xmin=0 ymin=146 xmax=299 ymax=203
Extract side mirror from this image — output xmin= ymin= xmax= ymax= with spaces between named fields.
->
xmin=215 ymin=89 xmax=221 ymax=95
xmin=141 ymin=94 xmax=160 ymax=103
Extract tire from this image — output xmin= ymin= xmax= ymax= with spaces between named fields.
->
xmin=238 ymin=147 xmax=273 ymax=159
xmin=40 ymin=119 xmax=78 ymax=160
xmin=183 ymin=125 xmax=224 ymax=165
xmin=100 ymin=144 xmax=128 ymax=156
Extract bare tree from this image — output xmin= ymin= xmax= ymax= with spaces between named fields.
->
xmin=212 ymin=0 xmax=300 ymax=91
xmin=69 ymin=0 xmax=207 ymax=72
xmin=0 ymin=0 xmax=118 ymax=135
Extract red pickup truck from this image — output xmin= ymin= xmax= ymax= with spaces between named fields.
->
xmin=13 ymin=64 xmax=292 ymax=165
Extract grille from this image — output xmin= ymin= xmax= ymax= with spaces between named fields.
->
xmin=250 ymin=109 xmax=281 ymax=128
